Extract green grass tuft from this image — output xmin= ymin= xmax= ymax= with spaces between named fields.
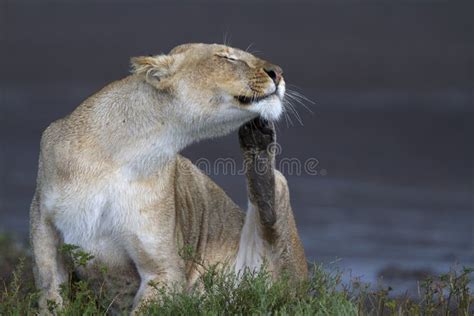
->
xmin=140 ymin=264 xmax=357 ymax=315
xmin=0 ymin=236 xmax=472 ymax=315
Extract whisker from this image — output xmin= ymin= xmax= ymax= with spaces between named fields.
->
xmin=282 ymin=101 xmax=295 ymax=126
xmin=287 ymin=89 xmax=315 ymax=105
xmin=286 ymin=84 xmax=315 ymax=102
xmin=222 ymin=31 xmax=233 ymax=46
xmin=285 ymin=91 xmax=314 ymax=115
xmin=245 ymin=43 xmax=254 ymax=53
xmin=283 ymin=106 xmax=291 ymax=128
xmin=223 ymin=32 xmax=227 ymax=46
xmin=285 ymin=92 xmax=309 ymax=110
xmin=273 ymin=118 xmax=282 ymax=133
xmin=279 ymin=103 xmax=289 ymax=128
xmin=286 ymin=101 xmax=304 ymax=126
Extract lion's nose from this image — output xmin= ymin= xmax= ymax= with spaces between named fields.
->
xmin=263 ymin=65 xmax=283 ymax=86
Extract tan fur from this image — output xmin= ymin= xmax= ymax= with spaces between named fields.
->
xmin=30 ymin=43 xmax=307 ymax=314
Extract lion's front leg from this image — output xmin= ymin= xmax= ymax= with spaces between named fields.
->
xmin=127 ymin=221 xmax=186 ymax=314
xmin=237 ymin=118 xmax=308 ymax=279
xmin=238 ymin=118 xmax=277 ymax=229
xmin=234 ymin=118 xmax=278 ymax=274
xmin=30 ymin=193 xmax=69 ymax=315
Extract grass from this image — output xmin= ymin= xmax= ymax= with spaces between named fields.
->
xmin=0 ymin=234 xmax=472 ymax=315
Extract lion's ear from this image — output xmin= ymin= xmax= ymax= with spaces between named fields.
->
xmin=130 ymin=54 xmax=177 ymax=84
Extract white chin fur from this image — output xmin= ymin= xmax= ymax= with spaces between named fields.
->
xmin=248 ymin=96 xmax=283 ymax=121
xmin=250 ymin=80 xmax=285 ymax=121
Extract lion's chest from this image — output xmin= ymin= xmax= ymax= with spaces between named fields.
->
xmin=43 ymin=172 xmax=166 ymax=267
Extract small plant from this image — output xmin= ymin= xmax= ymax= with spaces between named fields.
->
xmin=350 ymin=265 xmax=474 ymax=316
xmin=140 ymin=261 xmax=358 ymax=315
xmin=0 ymin=257 xmax=39 ymax=315
xmin=56 ymin=244 xmax=109 ymax=315
xmin=417 ymin=266 xmax=473 ymax=316
xmin=0 ymin=237 xmax=472 ymax=315
xmin=59 ymin=244 xmax=95 ymax=268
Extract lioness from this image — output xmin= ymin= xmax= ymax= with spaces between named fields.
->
xmin=30 ymin=43 xmax=307 ymax=314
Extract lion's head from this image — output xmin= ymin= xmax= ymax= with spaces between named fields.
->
xmin=130 ymin=43 xmax=285 ymax=134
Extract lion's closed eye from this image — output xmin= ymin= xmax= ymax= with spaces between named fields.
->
xmin=216 ymin=53 xmax=239 ymax=62
xmin=223 ymin=55 xmax=238 ymax=61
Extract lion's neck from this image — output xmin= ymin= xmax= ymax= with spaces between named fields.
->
xmin=116 ymin=126 xmax=190 ymax=180
xmin=85 ymin=76 xmax=194 ymax=179
xmin=83 ymin=75 xmax=249 ymax=180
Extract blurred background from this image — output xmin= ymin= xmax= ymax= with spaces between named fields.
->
xmin=1 ymin=0 xmax=473 ymax=292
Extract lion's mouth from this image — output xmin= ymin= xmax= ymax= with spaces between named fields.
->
xmin=234 ymin=91 xmax=277 ymax=105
